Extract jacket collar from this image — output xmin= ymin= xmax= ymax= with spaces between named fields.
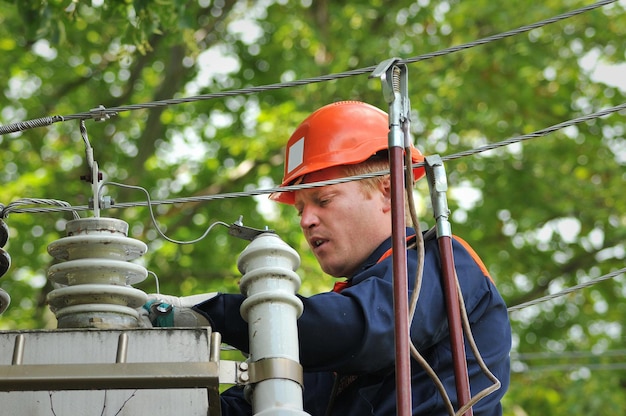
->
xmin=350 ymin=227 xmax=416 ymax=279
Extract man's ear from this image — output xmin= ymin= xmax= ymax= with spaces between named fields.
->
xmin=379 ymin=175 xmax=392 ymax=212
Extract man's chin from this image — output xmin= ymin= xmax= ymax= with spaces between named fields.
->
xmin=319 ymin=264 xmax=348 ymax=279
xmin=318 ymin=261 xmax=338 ymax=277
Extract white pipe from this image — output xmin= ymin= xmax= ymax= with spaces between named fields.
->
xmin=238 ymin=233 xmax=310 ymax=416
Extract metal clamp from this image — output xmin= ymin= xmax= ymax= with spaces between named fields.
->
xmin=248 ymin=357 xmax=304 ymax=387
xmin=228 ymin=216 xmax=275 ymax=241
xmin=425 ymin=155 xmax=452 ymax=238
xmin=89 ymin=105 xmax=115 ymax=122
xmin=370 ymin=57 xmax=411 ymax=149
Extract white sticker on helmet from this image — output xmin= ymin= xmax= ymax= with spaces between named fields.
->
xmin=287 ymin=137 xmax=305 ymax=175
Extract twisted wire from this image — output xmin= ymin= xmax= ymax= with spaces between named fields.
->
xmin=440 ymin=102 xmax=626 ymax=163
xmin=0 ymin=116 xmax=65 ymax=135
xmin=507 ymin=267 xmax=626 ymax=312
xmin=0 ymin=199 xmax=80 ymax=220
xmin=402 ymin=0 xmax=618 ymax=66
xmin=0 ymin=0 xmax=616 ymax=134
xmin=3 ymin=99 xmax=625 ymax=217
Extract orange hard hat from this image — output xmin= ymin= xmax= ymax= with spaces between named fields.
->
xmin=270 ymin=100 xmax=425 ymax=204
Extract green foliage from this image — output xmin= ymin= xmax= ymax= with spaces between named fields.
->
xmin=1 ymin=0 xmax=625 ymax=413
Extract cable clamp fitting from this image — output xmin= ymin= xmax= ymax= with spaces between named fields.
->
xmin=89 ymin=105 xmax=116 ymax=122
xmin=87 ymin=195 xmax=114 ymax=210
xmin=228 ymin=216 xmax=275 ymax=241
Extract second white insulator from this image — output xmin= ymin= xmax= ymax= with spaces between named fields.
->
xmin=238 ymin=232 xmax=309 ymax=416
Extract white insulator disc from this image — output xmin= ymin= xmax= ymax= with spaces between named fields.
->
xmin=47 ymin=284 xmax=148 ymax=312
xmin=47 ymin=258 xmax=148 ymax=286
xmin=48 ymin=235 xmax=148 ymax=261
xmin=54 ymin=303 xmax=141 ymax=329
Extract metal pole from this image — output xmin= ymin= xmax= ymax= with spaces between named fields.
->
xmin=425 ymin=155 xmax=473 ymax=416
xmin=371 ymin=59 xmax=412 ymax=416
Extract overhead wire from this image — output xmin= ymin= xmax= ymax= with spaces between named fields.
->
xmin=1 ymin=101 xmax=624 ymax=312
xmin=515 ymin=362 xmax=626 ymax=373
xmin=0 ymin=199 xmax=80 ymax=220
xmin=2 ymin=99 xmax=624 ymax=218
xmin=513 ymin=350 xmax=626 ymax=374
xmin=100 ymin=181 xmax=231 ymax=245
xmin=0 ymin=0 xmax=618 ymax=136
xmin=512 ymin=348 xmax=626 ymax=373
xmin=513 ymin=349 xmax=626 ymax=360
xmin=2 ymin=105 xmax=624 ymax=313
xmin=507 ymin=267 xmax=626 ymax=312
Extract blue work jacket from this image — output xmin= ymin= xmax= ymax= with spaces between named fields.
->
xmin=195 ymin=228 xmax=511 ymax=415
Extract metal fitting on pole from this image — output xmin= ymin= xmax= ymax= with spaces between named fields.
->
xmin=371 ymin=57 xmax=411 ymax=149
xmin=425 ymin=155 xmax=452 ymax=238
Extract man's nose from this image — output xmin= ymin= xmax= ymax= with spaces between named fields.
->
xmin=299 ymin=205 xmax=319 ymax=229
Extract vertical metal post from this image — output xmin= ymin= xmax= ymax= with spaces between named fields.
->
xmin=370 ymin=58 xmax=412 ymax=416
xmin=12 ymin=334 xmax=24 ymax=365
xmin=425 ymin=155 xmax=473 ymax=416
xmin=79 ymin=120 xmax=101 ymax=218
xmin=116 ymin=333 xmax=129 ymax=363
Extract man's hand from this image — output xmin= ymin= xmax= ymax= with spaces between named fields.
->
xmin=141 ymin=293 xmax=217 ymax=327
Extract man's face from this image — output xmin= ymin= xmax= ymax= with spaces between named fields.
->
xmin=294 ymin=166 xmax=392 ymax=278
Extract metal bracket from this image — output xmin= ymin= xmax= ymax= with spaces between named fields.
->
xmin=370 ymin=57 xmax=411 ymax=149
xmin=425 ymin=155 xmax=452 ymax=238
xmin=78 ymin=120 xmax=105 ymax=217
xmin=228 ymin=216 xmax=275 ymax=241
xmin=89 ymin=105 xmax=116 ymax=122
xmin=248 ymin=357 xmax=304 ymax=387
xmin=370 ymin=57 xmax=408 ymax=104
xmin=218 ymin=359 xmax=252 ymax=386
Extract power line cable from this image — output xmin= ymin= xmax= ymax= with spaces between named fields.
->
xmin=441 ymin=102 xmax=626 ymax=162
xmin=0 ymin=0 xmax=617 ymax=136
xmin=507 ymin=267 xmax=626 ymax=312
xmin=513 ymin=362 xmax=626 ymax=373
xmin=3 ymin=100 xmax=624 ymax=218
xmin=513 ymin=349 xmax=626 ymax=360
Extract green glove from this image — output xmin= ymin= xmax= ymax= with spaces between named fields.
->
xmin=142 ymin=293 xmax=216 ymax=327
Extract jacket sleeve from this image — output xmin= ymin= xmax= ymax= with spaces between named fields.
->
xmin=193 ymin=289 xmax=372 ymax=372
xmin=194 ymin=237 xmax=504 ymax=375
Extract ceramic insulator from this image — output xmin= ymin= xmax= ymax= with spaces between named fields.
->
xmin=46 ymin=217 xmax=148 ymax=329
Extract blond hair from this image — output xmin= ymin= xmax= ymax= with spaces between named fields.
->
xmin=342 ymin=153 xmax=415 ymax=226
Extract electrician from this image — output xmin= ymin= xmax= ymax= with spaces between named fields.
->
xmin=147 ymin=101 xmax=511 ymax=415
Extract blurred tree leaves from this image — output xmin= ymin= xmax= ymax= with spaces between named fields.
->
xmin=0 ymin=0 xmax=625 ymax=414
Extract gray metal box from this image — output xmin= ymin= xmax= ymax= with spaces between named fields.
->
xmin=0 ymin=327 xmax=221 ymax=416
